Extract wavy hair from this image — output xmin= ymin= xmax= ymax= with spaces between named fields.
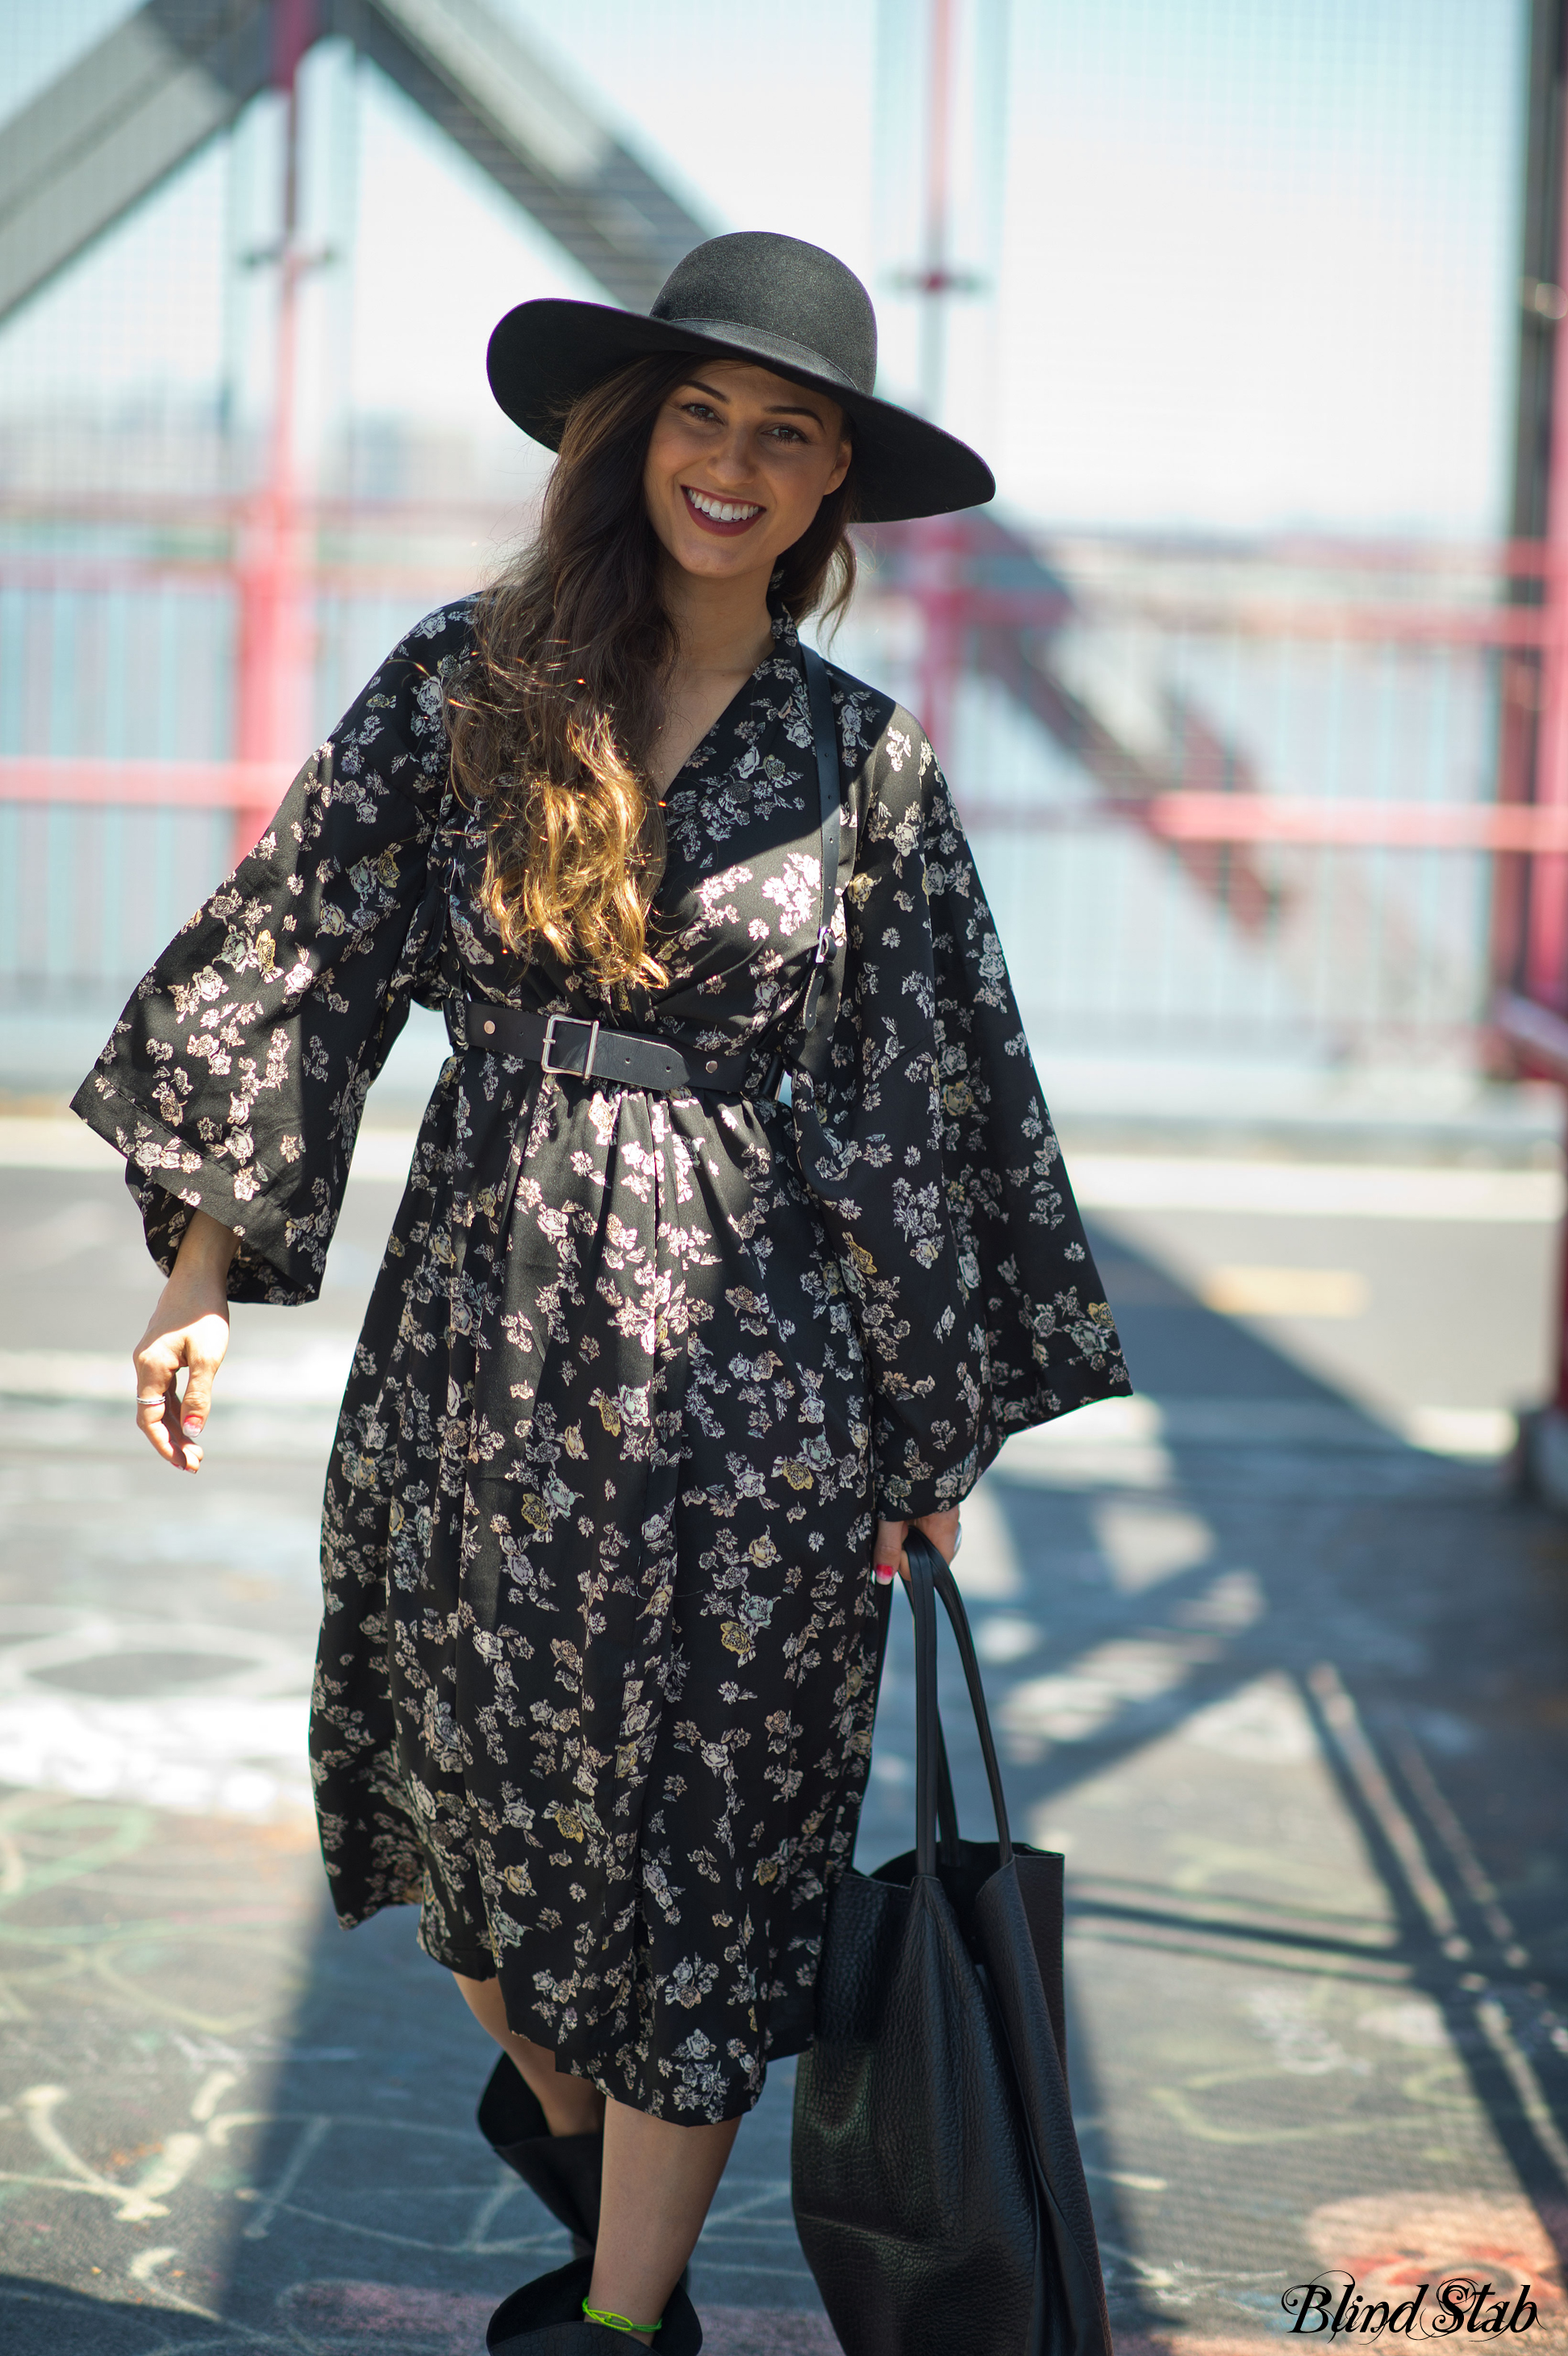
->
xmin=444 ymin=352 xmax=857 ymax=996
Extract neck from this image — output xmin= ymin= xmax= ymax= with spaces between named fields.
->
xmin=659 ymin=557 xmax=775 ymax=676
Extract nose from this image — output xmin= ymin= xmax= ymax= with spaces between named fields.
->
xmin=705 ymin=421 xmax=758 ymax=488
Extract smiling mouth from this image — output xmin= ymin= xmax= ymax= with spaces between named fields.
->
xmin=683 ymin=486 xmax=764 ymax=534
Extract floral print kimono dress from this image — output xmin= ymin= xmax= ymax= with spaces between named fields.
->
xmin=73 ymin=600 xmax=1130 ymax=2122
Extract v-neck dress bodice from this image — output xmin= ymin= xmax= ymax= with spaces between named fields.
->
xmin=72 ymin=599 xmax=1129 ymax=2120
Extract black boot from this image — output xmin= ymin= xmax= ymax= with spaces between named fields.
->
xmin=486 ymin=2253 xmax=703 ymax=2354
xmin=479 ymin=2054 xmax=604 ymax=2257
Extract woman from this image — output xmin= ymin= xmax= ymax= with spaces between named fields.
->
xmin=73 ymin=232 xmax=1128 ymax=2350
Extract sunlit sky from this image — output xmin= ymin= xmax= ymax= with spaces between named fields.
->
xmin=0 ymin=0 xmax=1528 ymax=534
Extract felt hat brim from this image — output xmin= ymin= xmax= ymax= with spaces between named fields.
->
xmin=486 ymin=298 xmax=995 ymax=524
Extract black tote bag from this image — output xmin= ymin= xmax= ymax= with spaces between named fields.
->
xmin=791 ymin=1534 xmax=1113 ymax=2356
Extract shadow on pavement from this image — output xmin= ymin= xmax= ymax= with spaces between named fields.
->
xmin=4 ymin=1224 xmax=1567 ymax=2351
xmin=887 ymin=1220 xmax=1568 ymax=2342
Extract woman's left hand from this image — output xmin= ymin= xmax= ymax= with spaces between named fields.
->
xmin=872 ymin=1508 xmax=961 ymax=1586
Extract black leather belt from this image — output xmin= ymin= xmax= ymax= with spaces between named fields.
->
xmin=444 ymin=999 xmax=761 ymax=1097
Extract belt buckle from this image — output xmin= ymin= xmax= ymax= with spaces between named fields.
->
xmin=540 ymin=1013 xmax=599 ymax=1079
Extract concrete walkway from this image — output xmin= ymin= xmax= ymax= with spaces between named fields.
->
xmin=2 ymin=1130 xmax=1566 ymax=2351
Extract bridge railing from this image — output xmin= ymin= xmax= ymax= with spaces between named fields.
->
xmin=2 ymin=496 xmax=1565 ymax=1079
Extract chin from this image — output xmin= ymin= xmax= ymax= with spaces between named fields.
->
xmin=673 ymin=538 xmax=762 ymax=578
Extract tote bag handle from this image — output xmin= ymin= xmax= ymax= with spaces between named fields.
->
xmin=906 ymin=1531 xmax=1015 ymax=1879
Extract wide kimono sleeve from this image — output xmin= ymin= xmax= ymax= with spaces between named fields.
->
xmin=804 ymin=704 xmax=1132 ymax=1520
xmin=69 ymin=604 xmax=470 ymax=1304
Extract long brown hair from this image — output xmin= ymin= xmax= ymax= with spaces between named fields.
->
xmin=444 ymin=352 xmax=857 ymax=996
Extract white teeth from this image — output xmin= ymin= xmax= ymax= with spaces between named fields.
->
xmin=687 ymin=488 xmax=759 ymax=523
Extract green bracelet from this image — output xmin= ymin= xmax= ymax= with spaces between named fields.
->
xmin=582 ymin=2300 xmax=662 ymax=2334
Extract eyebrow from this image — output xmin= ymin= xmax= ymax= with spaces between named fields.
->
xmin=680 ymin=376 xmax=828 ymax=423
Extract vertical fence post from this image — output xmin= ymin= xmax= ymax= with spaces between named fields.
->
xmin=1527 ymin=109 xmax=1568 ymax=1014
xmin=232 ymin=0 xmax=316 ymax=869
xmin=1535 ymin=15 xmax=1568 ymax=1420
xmin=1494 ymin=2 xmax=1567 ymax=1040
xmin=1554 ymin=1099 xmax=1568 ymax=1418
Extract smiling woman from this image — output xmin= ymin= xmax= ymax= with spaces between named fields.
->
xmin=71 ymin=230 xmax=1127 ymax=2354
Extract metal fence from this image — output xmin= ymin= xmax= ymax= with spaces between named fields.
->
xmin=837 ymin=527 xmax=1560 ymax=1068
xmin=2 ymin=491 xmax=1563 ymax=1074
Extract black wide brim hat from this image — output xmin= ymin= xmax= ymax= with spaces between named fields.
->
xmin=486 ymin=231 xmax=995 ymax=525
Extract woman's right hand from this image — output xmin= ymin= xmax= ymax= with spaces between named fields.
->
xmin=131 ymin=1209 xmax=240 ymax=1473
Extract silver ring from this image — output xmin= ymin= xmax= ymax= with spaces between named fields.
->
xmin=136 ymin=1395 xmax=167 ymax=1407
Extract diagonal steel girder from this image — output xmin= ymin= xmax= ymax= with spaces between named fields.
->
xmin=0 ymin=0 xmax=709 ymax=330
xmin=0 ymin=2 xmax=267 ymax=327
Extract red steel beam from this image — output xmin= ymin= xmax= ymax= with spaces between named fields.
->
xmin=14 ymin=489 xmax=1568 ymax=584
xmin=2 ymin=556 xmax=1553 ymax=650
xmin=0 ymin=556 xmax=477 ymax=598
xmin=0 ymin=556 xmax=1553 ymax=649
xmin=1034 ymin=794 xmax=1568 ymax=851
xmin=0 ymin=760 xmax=293 ymax=807
xmin=1074 ymin=598 xmax=1559 ymax=649
xmin=10 ymin=760 xmax=1568 ymax=851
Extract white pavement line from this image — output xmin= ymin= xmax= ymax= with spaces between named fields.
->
xmin=0 ymin=1352 xmax=1517 ymax=1457
xmin=1000 ymin=1394 xmax=1515 ymax=1464
xmin=0 ymin=1114 xmax=416 ymax=1185
xmin=1474 ymin=1996 xmax=1568 ymax=2195
xmin=239 ymin=2114 xmax=331 ymax=2240
xmin=0 ymin=1341 xmax=354 ymax=1403
xmin=1399 ymin=1406 xmax=1516 ymax=1459
xmin=0 ymin=1118 xmax=121 ymax=1170
xmin=1070 ymin=1154 xmax=1562 ymax=1221
xmin=2 ymin=1400 xmax=340 ymax=1460
xmin=1307 ymin=1663 xmax=1468 ymax=1959
xmin=1 ymin=1115 xmax=1559 ymax=1215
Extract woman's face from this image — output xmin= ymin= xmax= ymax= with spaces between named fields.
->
xmin=642 ymin=360 xmax=851 ymax=594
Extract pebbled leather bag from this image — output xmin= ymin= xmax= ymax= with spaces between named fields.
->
xmin=791 ymin=1533 xmax=1113 ymax=2356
